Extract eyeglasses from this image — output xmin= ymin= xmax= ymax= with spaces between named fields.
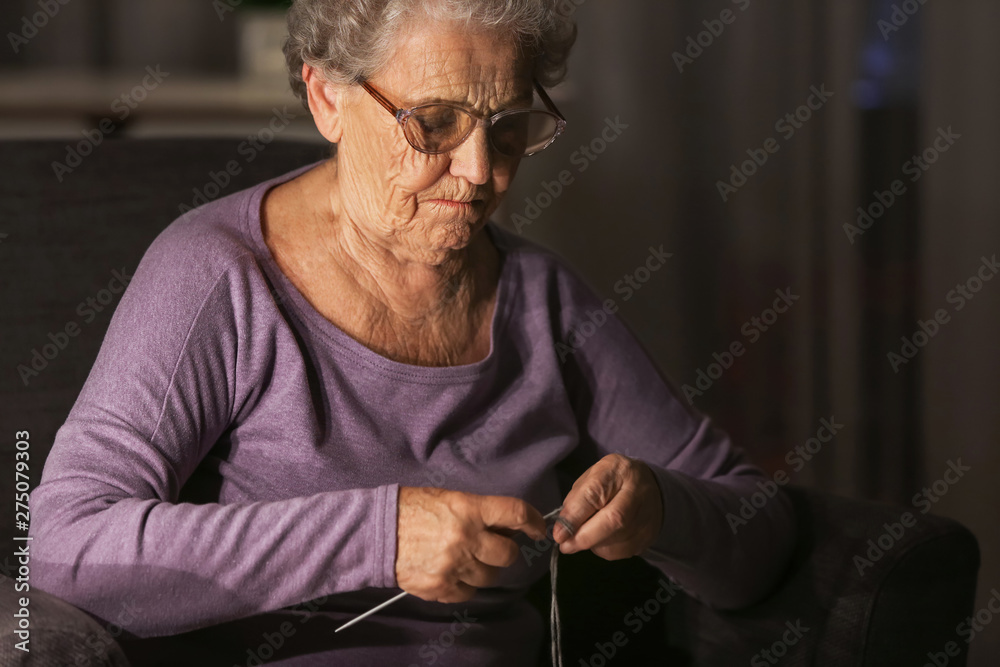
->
xmin=359 ymin=79 xmax=567 ymax=157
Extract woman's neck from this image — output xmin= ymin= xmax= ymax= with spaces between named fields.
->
xmin=319 ymin=208 xmax=497 ymax=327
xmin=264 ymin=159 xmax=501 ymax=365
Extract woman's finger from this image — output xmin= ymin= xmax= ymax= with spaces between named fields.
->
xmin=476 ymin=494 xmax=547 ymax=541
xmin=553 ymin=455 xmax=628 ymax=545
xmin=559 ymin=489 xmax=634 ymax=555
xmin=433 ymin=580 xmax=478 ymax=605
xmin=457 ymin=560 xmax=501 ymax=589
xmin=472 ymin=530 xmax=520 ymax=569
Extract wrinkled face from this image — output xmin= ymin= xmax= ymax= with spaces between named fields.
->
xmin=328 ymin=21 xmax=532 ymax=264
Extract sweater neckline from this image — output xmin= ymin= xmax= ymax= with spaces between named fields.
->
xmin=242 ymin=160 xmax=518 ymax=384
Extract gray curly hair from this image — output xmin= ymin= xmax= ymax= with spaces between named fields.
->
xmin=283 ymin=0 xmax=577 ymax=109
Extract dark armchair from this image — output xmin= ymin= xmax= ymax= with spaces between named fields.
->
xmin=0 ymin=139 xmax=980 ymax=666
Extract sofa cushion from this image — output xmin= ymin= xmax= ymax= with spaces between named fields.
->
xmin=0 ymin=573 xmax=131 ymax=666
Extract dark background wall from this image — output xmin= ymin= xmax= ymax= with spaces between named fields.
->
xmin=1 ymin=1 xmax=997 ymax=663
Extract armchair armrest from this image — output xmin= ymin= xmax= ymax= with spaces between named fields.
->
xmin=0 ymin=574 xmax=131 ymax=667
xmin=665 ymin=485 xmax=980 ymax=666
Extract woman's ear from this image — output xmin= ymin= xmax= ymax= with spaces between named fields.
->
xmin=303 ymin=63 xmax=345 ymax=143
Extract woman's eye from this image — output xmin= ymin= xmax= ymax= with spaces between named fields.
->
xmin=415 ymin=109 xmax=457 ymax=135
xmin=492 ymin=115 xmax=530 ymax=150
xmin=494 ymin=117 xmax=528 ymax=139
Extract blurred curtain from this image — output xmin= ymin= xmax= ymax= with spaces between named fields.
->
xmin=511 ymin=3 xmax=997 ymax=661
xmin=511 ymin=0 xmax=876 ymax=496
xmin=668 ymin=1 xmax=874 ymax=499
xmin=922 ymin=2 xmax=1000 ymax=664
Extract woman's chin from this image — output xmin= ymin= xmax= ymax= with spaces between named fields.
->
xmin=408 ymin=218 xmax=485 ymax=262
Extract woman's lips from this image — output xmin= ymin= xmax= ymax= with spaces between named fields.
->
xmin=427 ymin=199 xmax=480 ymax=211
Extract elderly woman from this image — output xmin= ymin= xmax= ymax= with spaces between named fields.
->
xmin=30 ymin=0 xmax=794 ymax=664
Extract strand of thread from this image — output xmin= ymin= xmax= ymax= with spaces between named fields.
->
xmin=541 ymin=507 xmax=570 ymax=667
xmin=550 ymin=544 xmax=563 ymax=667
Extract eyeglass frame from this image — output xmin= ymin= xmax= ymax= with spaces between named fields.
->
xmin=358 ymin=78 xmax=568 ymax=157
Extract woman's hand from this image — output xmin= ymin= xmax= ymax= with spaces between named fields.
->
xmin=552 ymin=454 xmax=664 ymax=560
xmin=396 ymin=487 xmax=547 ymax=603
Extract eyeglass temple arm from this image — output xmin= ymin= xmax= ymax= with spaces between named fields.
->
xmin=360 ymin=80 xmax=400 ymax=117
xmin=533 ymin=80 xmax=566 ymax=121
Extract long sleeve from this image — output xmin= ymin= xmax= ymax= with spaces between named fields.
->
xmin=556 ymin=269 xmax=796 ymax=610
xmin=28 ymin=217 xmax=399 ymax=637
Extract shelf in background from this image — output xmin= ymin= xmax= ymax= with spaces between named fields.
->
xmin=0 ymin=69 xmax=325 ymax=142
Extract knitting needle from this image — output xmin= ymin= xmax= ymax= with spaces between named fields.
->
xmin=334 ymin=506 xmax=566 ymax=633
xmin=335 ymin=591 xmax=408 ymax=633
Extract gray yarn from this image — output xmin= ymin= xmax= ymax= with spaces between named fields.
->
xmin=550 ymin=545 xmax=563 ymax=667
xmin=543 ymin=508 xmax=574 ymax=667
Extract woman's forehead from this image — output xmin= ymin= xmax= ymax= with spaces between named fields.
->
xmin=382 ymin=24 xmax=533 ymax=107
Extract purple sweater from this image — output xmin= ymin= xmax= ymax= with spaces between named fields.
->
xmin=30 ymin=162 xmax=794 ymax=666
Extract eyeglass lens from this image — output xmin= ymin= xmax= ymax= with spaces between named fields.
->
xmin=404 ymin=107 xmax=560 ymax=157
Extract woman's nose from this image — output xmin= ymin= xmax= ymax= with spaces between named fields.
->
xmin=448 ymin=125 xmax=492 ymax=186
